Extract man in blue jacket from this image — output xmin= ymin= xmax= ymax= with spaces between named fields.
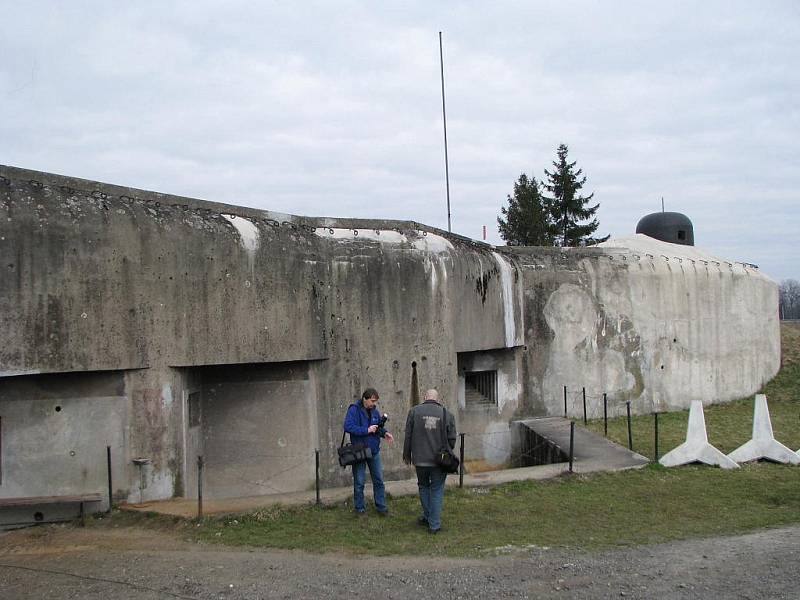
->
xmin=344 ymin=388 xmax=394 ymax=516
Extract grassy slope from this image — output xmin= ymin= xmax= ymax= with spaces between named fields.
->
xmin=134 ymin=324 xmax=800 ymax=556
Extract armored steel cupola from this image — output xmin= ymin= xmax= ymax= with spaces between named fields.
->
xmin=636 ymin=211 xmax=694 ymax=246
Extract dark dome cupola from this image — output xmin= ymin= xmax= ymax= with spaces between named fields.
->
xmin=636 ymin=212 xmax=694 ymax=246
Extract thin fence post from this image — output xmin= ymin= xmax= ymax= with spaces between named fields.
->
xmin=582 ymin=387 xmax=587 ymax=425
xmin=315 ymin=449 xmax=321 ymax=505
xmin=459 ymin=433 xmax=465 ymax=488
xmin=568 ymin=421 xmax=575 ymax=473
xmin=626 ymin=401 xmax=633 ymax=451
xmin=197 ymin=456 xmax=204 ymax=518
xmin=563 ymin=386 xmax=568 ymax=417
xmin=106 ymin=446 xmax=113 ymax=514
xmin=654 ymin=413 xmax=659 ymax=462
xmin=603 ymin=393 xmax=608 ymax=436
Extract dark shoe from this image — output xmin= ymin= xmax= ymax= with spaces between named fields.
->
xmin=356 ymin=510 xmax=367 ymax=517
xmin=417 ymin=517 xmax=429 ymax=527
xmin=377 ymin=510 xmax=389 ymax=518
xmin=428 ymin=527 xmax=441 ymax=535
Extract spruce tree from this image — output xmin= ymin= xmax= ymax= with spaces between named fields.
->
xmin=543 ymin=144 xmax=608 ymax=247
xmin=497 ymin=173 xmax=556 ymax=246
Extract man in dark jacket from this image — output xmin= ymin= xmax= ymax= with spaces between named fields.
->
xmin=402 ymin=388 xmax=456 ymax=534
xmin=343 ymin=388 xmax=394 ymax=516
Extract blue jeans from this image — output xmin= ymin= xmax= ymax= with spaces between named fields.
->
xmin=415 ymin=466 xmax=447 ymax=531
xmin=352 ymin=452 xmax=387 ymax=513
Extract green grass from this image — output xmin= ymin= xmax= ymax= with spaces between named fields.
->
xmin=191 ymin=463 xmax=799 ymax=556
xmin=106 ymin=324 xmax=800 ymax=557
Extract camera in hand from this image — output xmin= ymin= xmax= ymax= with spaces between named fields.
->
xmin=377 ymin=413 xmax=389 ymax=429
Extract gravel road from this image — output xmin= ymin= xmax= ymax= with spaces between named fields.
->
xmin=0 ymin=523 xmax=797 ymax=599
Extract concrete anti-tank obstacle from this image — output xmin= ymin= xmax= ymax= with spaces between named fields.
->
xmin=659 ymin=400 xmax=739 ymax=469
xmin=728 ymin=394 xmax=800 ymax=465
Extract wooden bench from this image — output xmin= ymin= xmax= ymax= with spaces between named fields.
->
xmin=0 ymin=493 xmax=103 ymax=526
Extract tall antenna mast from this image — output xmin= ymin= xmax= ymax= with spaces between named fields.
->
xmin=439 ymin=31 xmax=452 ymax=232
xmin=661 ymin=196 xmax=665 ymax=212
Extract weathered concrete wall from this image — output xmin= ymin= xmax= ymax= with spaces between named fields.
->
xmin=0 ymin=166 xmax=526 ymax=501
xmin=0 ymin=165 xmax=780 ymax=505
xmin=511 ymin=238 xmax=780 ymax=418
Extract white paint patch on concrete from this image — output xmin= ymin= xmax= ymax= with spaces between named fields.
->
xmin=492 ymin=252 xmax=517 ymax=347
xmin=313 ymin=228 xmax=453 ymax=253
xmin=314 ymin=228 xmax=407 ymax=243
xmin=728 ymin=395 xmax=800 ymax=464
xmin=412 ymin=233 xmax=454 ymax=253
xmin=659 ymin=400 xmax=740 ymax=469
xmin=222 ymin=214 xmax=260 ymax=256
xmin=428 ymin=256 xmax=438 ymax=291
xmin=482 ymin=421 xmax=511 ymax=465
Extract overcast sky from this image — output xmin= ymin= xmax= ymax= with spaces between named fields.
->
xmin=2 ymin=1 xmax=798 ymax=280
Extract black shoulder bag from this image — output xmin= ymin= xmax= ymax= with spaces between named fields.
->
xmin=434 ymin=405 xmax=460 ymax=474
xmin=337 ymin=430 xmax=372 ymax=468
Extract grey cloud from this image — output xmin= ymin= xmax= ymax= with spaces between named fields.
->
xmin=1 ymin=1 xmax=798 ymax=280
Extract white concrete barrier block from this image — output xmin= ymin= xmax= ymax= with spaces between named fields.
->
xmin=728 ymin=395 xmax=800 ymax=465
xmin=659 ymin=400 xmax=740 ymax=469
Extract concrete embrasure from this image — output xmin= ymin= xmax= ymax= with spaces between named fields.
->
xmin=659 ymin=401 xmax=739 ymax=469
xmin=728 ymin=395 xmax=800 ymax=465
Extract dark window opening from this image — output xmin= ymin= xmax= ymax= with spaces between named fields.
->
xmin=465 ymin=371 xmax=498 ymax=407
xmin=410 ymin=362 xmax=420 ymax=407
xmin=677 ymin=230 xmax=686 ymax=240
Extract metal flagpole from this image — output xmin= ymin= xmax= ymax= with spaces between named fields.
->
xmin=439 ymin=31 xmax=452 ymax=232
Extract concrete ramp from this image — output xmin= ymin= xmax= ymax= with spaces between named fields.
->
xmin=516 ymin=417 xmax=650 ymax=472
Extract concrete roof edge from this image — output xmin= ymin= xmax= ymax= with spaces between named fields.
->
xmin=1 ymin=164 xmax=493 ymax=250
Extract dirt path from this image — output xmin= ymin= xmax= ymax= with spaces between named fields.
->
xmin=0 ymin=522 xmax=797 ymax=599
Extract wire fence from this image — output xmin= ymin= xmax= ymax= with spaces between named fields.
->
xmin=191 ymin=389 xmax=666 ymax=518
xmin=193 ymin=426 xmax=580 ymax=518
xmin=556 ymin=385 xmax=676 ymax=463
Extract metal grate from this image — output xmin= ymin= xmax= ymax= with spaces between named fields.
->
xmin=464 ymin=370 xmax=497 ymax=407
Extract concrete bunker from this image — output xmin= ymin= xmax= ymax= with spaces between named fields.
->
xmin=0 ymin=165 xmax=781 ymax=513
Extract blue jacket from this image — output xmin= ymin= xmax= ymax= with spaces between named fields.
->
xmin=344 ymin=401 xmax=387 ymax=455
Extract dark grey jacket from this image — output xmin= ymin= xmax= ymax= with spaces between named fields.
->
xmin=402 ymin=400 xmax=457 ymax=467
